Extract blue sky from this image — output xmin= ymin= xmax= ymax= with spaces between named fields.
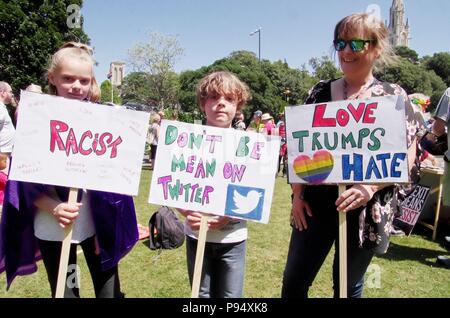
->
xmin=82 ymin=0 xmax=450 ymax=83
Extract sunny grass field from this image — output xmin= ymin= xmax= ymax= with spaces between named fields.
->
xmin=1 ymin=169 xmax=449 ymax=298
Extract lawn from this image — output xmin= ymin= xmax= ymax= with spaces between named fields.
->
xmin=1 ymin=169 xmax=449 ymax=298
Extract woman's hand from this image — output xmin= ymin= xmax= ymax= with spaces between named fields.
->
xmin=335 ymin=184 xmax=376 ymax=213
xmin=52 ymin=202 xmax=83 ymax=228
xmin=291 ymin=195 xmax=313 ymax=231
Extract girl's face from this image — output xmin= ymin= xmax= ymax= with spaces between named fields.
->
xmin=49 ymin=57 xmax=92 ymax=100
xmin=202 ymin=92 xmax=238 ymax=128
xmin=0 ymin=157 xmax=7 ymax=170
xmin=338 ymin=32 xmax=380 ymax=79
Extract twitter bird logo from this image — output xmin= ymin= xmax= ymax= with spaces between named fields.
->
xmin=224 ymin=185 xmax=264 ymax=221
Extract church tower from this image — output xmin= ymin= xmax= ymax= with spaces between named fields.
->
xmin=388 ymin=0 xmax=410 ymax=47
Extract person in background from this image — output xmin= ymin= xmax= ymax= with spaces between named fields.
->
xmin=0 ymin=81 xmax=16 ymax=156
xmin=432 ymin=87 xmax=450 ymax=269
xmin=261 ymin=113 xmax=275 ymax=135
xmin=246 ymin=109 xmax=264 ymax=132
xmin=0 ymin=153 xmax=8 ymax=220
xmin=233 ymin=111 xmax=246 ymax=130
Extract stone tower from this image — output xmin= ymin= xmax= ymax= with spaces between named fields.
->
xmin=388 ymin=0 xmax=410 ymax=47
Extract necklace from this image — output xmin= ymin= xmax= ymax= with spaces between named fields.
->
xmin=343 ymin=78 xmax=376 ymax=100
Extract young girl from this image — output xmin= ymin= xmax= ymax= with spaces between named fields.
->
xmin=0 ymin=42 xmax=138 ymax=298
xmin=177 ymin=71 xmax=251 ymax=298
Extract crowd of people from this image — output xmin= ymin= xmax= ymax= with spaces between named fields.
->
xmin=0 ymin=11 xmax=449 ymax=299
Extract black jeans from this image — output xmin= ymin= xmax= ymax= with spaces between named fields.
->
xmin=38 ymin=236 xmax=122 ymax=298
xmin=282 ymin=186 xmax=374 ymax=298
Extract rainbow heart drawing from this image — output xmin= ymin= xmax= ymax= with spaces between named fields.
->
xmin=293 ymin=150 xmax=334 ymax=184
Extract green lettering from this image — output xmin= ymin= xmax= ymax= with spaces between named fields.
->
xmin=236 ymin=136 xmax=250 ymax=157
xmin=292 ymin=131 xmax=309 ymax=152
xmin=165 ymin=125 xmax=178 ymax=145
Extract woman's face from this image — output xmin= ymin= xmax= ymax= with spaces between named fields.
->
xmin=49 ymin=56 xmax=92 ymax=101
xmin=337 ymin=31 xmax=380 ymax=79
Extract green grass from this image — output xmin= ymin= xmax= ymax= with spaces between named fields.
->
xmin=1 ymin=169 xmax=449 ymax=298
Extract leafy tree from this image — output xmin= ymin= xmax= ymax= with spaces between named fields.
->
xmin=0 ymin=0 xmax=89 ymax=93
xmin=395 ymin=46 xmax=419 ymax=64
xmin=127 ymin=32 xmax=184 ymax=110
xmin=423 ymin=52 xmax=450 ymax=87
xmin=376 ymin=59 xmax=447 ymax=111
xmin=100 ymin=80 xmax=121 ymax=104
xmin=309 ymin=55 xmax=342 ymax=81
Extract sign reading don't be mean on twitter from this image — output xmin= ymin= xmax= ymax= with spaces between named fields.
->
xmin=148 ymin=120 xmax=280 ymax=224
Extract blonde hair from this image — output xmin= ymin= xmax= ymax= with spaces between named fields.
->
xmin=196 ymin=71 xmax=251 ymax=111
xmin=334 ymin=13 xmax=398 ymax=72
xmin=47 ymin=42 xmax=100 ymax=102
xmin=150 ymin=113 xmax=161 ymax=124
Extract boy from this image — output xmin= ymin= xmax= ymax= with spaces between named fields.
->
xmin=177 ymin=71 xmax=251 ymax=298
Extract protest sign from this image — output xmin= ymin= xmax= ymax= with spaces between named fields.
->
xmin=9 ymin=91 xmax=149 ymax=195
xmin=148 ymin=120 xmax=280 ymax=224
xmin=285 ymin=95 xmax=409 ymax=184
xmin=394 ymin=184 xmax=431 ymax=235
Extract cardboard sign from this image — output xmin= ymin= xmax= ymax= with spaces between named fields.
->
xmin=9 ymin=91 xmax=149 ymax=195
xmin=285 ymin=95 xmax=409 ymax=184
xmin=394 ymin=184 xmax=431 ymax=235
xmin=148 ymin=120 xmax=280 ymax=224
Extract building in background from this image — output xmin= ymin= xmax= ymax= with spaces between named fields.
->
xmin=388 ymin=0 xmax=410 ymax=47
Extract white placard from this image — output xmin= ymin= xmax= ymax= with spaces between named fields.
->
xmin=286 ymin=95 xmax=409 ymax=184
xmin=9 ymin=91 xmax=150 ymax=195
xmin=148 ymin=120 xmax=281 ymax=224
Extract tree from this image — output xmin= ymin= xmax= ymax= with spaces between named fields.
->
xmin=309 ymin=56 xmax=342 ymax=81
xmin=423 ymin=52 xmax=450 ymax=87
xmin=395 ymin=46 xmax=419 ymax=64
xmin=127 ymin=32 xmax=184 ymax=109
xmin=376 ymin=59 xmax=447 ymax=111
xmin=120 ymin=72 xmax=153 ymax=105
xmin=0 ymin=0 xmax=90 ymax=92
xmin=100 ymin=80 xmax=121 ymax=104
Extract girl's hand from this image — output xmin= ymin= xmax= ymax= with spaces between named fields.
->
xmin=335 ymin=184 xmax=375 ymax=213
xmin=207 ymin=216 xmax=231 ymax=230
xmin=291 ymin=195 xmax=313 ymax=231
xmin=52 ymin=202 xmax=82 ymax=228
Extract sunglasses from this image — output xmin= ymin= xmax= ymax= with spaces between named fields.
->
xmin=333 ymin=39 xmax=374 ymax=52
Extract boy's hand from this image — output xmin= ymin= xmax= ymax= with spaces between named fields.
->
xmin=208 ymin=216 xmax=231 ymax=230
xmin=184 ymin=211 xmax=204 ymax=231
xmin=52 ymin=202 xmax=82 ymax=228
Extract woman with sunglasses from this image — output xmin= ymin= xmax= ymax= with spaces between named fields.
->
xmin=282 ymin=13 xmax=419 ymax=298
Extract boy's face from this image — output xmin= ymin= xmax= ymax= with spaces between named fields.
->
xmin=202 ymin=92 xmax=238 ymax=128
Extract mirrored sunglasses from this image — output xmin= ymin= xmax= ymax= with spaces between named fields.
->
xmin=333 ymin=39 xmax=374 ymax=52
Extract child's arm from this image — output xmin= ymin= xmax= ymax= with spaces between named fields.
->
xmin=34 ymin=194 xmax=82 ymax=229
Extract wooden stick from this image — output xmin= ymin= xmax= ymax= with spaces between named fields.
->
xmin=338 ymin=185 xmax=347 ymax=298
xmin=191 ymin=215 xmax=209 ymax=298
xmin=55 ymin=188 xmax=78 ymax=298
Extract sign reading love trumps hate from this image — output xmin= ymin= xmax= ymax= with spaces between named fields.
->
xmin=148 ymin=120 xmax=280 ymax=224
xmin=9 ymin=91 xmax=149 ymax=195
xmin=285 ymin=95 xmax=409 ymax=184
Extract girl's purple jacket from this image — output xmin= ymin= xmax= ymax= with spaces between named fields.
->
xmin=0 ymin=180 xmax=138 ymax=289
